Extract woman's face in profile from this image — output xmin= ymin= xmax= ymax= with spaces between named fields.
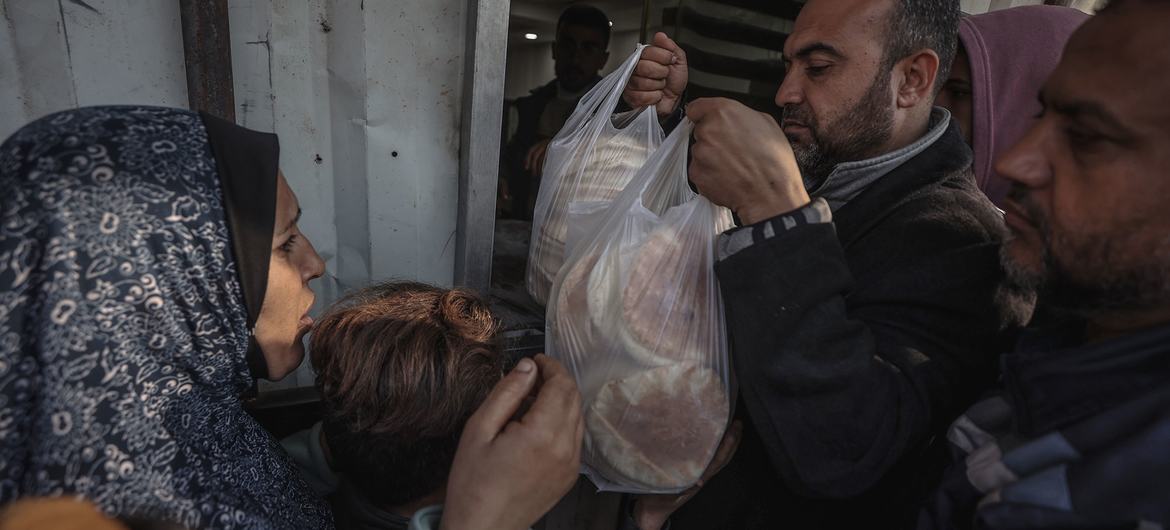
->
xmin=254 ymin=172 xmax=325 ymax=380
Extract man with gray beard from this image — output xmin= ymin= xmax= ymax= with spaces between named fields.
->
xmin=620 ymin=0 xmax=1034 ymax=528
xmin=781 ymin=55 xmax=898 ymax=196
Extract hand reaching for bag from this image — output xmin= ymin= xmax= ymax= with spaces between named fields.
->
xmin=688 ymin=98 xmax=810 ymax=225
xmin=631 ymin=421 xmax=744 ymax=530
xmin=441 ymin=354 xmax=584 ymax=530
xmin=623 ymin=32 xmax=689 ymax=118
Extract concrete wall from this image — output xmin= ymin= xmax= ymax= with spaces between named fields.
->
xmin=0 ymin=0 xmax=189 ymax=138
xmin=1 ymin=0 xmax=470 ymax=390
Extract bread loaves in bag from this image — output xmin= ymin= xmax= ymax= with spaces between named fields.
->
xmin=554 ymin=250 xmax=602 ymax=350
xmin=585 ymin=362 xmax=728 ymax=490
xmin=528 ymin=133 xmax=652 ymax=305
xmin=620 ymin=223 xmax=716 ymax=365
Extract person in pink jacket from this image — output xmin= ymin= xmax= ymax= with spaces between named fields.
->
xmin=936 ymin=5 xmax=1088 ymax=206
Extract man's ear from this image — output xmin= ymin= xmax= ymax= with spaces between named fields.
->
xmin=551 ymin=41 xmax=559 ymax=61
xmin=896 ymin=49 xmax=941 ymax=109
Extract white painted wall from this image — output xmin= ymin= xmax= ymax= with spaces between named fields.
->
xmin=1 ymin=0 xmax=469 ymax=391
xmin=0 ymin=0 xmax=189 ymax=139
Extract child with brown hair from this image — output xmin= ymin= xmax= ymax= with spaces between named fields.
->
xmin=282 ymin=281 xmax=506 ymax=530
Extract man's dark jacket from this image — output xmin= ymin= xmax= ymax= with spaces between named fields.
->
xmin=674 ymin=121 xmax=1035 ymax=528
xmin=502 ymin=81 xmax=558 ymax=220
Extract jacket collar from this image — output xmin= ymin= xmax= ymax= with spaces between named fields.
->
xmin=830 ymin=114 xmax=978 ymax=248
xmin=811 ymin=107 xmax=953 ymax=211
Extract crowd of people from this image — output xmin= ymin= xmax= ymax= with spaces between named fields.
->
xmin=1 ymin=0 xmax=1167 ymax=529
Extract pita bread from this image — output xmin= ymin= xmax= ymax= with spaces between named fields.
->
xmin=585 ymin=363 xmax=728 ymax=490
xmin=554 ymin=250 xmax=601 ymax=351
xmin=527 ymin=133 xmax=651 ymax=305
xmin=587 ymin=238 xmax=646 ymax=344
xmin=620 ymin=224 xmax=714 ymax=364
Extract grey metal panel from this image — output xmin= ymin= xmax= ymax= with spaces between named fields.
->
xmin=454 ymin=0 xmax=510 ymax=293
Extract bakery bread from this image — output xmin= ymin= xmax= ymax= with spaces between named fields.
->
xmin=585 ymin=362 xmax=728 ymax=490
xmin=527 ymin=131 xmax=652 ymax=305
xmin=619 ymin=223 xmax=715 ymax=364
xmin=553 ymin=250 xmax=601 ymax=353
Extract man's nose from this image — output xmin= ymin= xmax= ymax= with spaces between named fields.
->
xmin=995 ymin=121 xmax=1053 ymax=191
xmin=775 ymin=71 xmax=803 ymax=108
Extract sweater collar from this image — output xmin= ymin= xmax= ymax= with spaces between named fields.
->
xmin=810 ymin=107 xmax=952 ymax=211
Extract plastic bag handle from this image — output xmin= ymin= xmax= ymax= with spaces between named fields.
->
xmin=554 ymin=44 xmax=650 ymax=140
xmin=627 ymin=117 xmax=696 ymax=210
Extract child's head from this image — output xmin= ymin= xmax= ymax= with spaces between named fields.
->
xmin=309 ymin=281 xmax=503 ymax=509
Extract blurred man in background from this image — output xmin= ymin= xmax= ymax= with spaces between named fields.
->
xmin=501 ymin=4 xmax=610 ymax=220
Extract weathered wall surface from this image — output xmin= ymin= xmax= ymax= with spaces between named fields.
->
xmin=0 ymin=0 xmax=189 ymax=137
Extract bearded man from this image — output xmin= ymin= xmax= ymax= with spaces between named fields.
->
xmin=620 ymin=0 xmax=1035 ymax=528
xmin=921 ymin=0 xmax=1170 ymax=526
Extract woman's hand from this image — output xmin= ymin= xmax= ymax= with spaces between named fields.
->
xmin=441 ymin=354 xmax=584 ymax=530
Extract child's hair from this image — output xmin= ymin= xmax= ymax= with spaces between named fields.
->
xmin=309 ymin=281 xmax=503 ymax=508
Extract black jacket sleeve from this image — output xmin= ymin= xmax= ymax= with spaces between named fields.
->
xmin=714 ymin=205 xmax=1029 ymax=499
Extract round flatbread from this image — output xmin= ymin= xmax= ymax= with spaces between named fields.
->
xmin=620 ymin=224 xmax=714 ymax=364
xmin=585 ymin=240 xmax=638 ymax=345
xmin=585 ymin=363 xmax=728 ymax=490
xmin=554 ymin=250 xmax=601 ymax=353
xmin=528 ymin=132 xmax=651 ymax=306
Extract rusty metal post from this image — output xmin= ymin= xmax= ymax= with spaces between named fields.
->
xmin=179 ymin=0 xmax=236 ymax=122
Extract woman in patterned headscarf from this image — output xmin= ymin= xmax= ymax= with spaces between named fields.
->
xmin=0 ymin=106 xmax=587 ymax=530
xmin=0 ymin=106 xmax=332 ymax=528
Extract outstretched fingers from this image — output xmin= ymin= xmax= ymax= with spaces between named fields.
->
xmin=465 ymin=357 xmax=539 ymax=442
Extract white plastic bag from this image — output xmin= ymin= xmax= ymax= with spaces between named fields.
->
xmin=526 ymin=44 xmax=665 ymax=306
xmin=546 ymin=119 xmax=734 ymax=494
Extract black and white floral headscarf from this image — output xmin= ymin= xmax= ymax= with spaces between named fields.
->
xmin=0 ymin=106 xmax=332 ymax=528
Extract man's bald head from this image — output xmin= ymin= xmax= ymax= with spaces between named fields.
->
xmin=795 ymin=0 xmax=959 ymax=92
